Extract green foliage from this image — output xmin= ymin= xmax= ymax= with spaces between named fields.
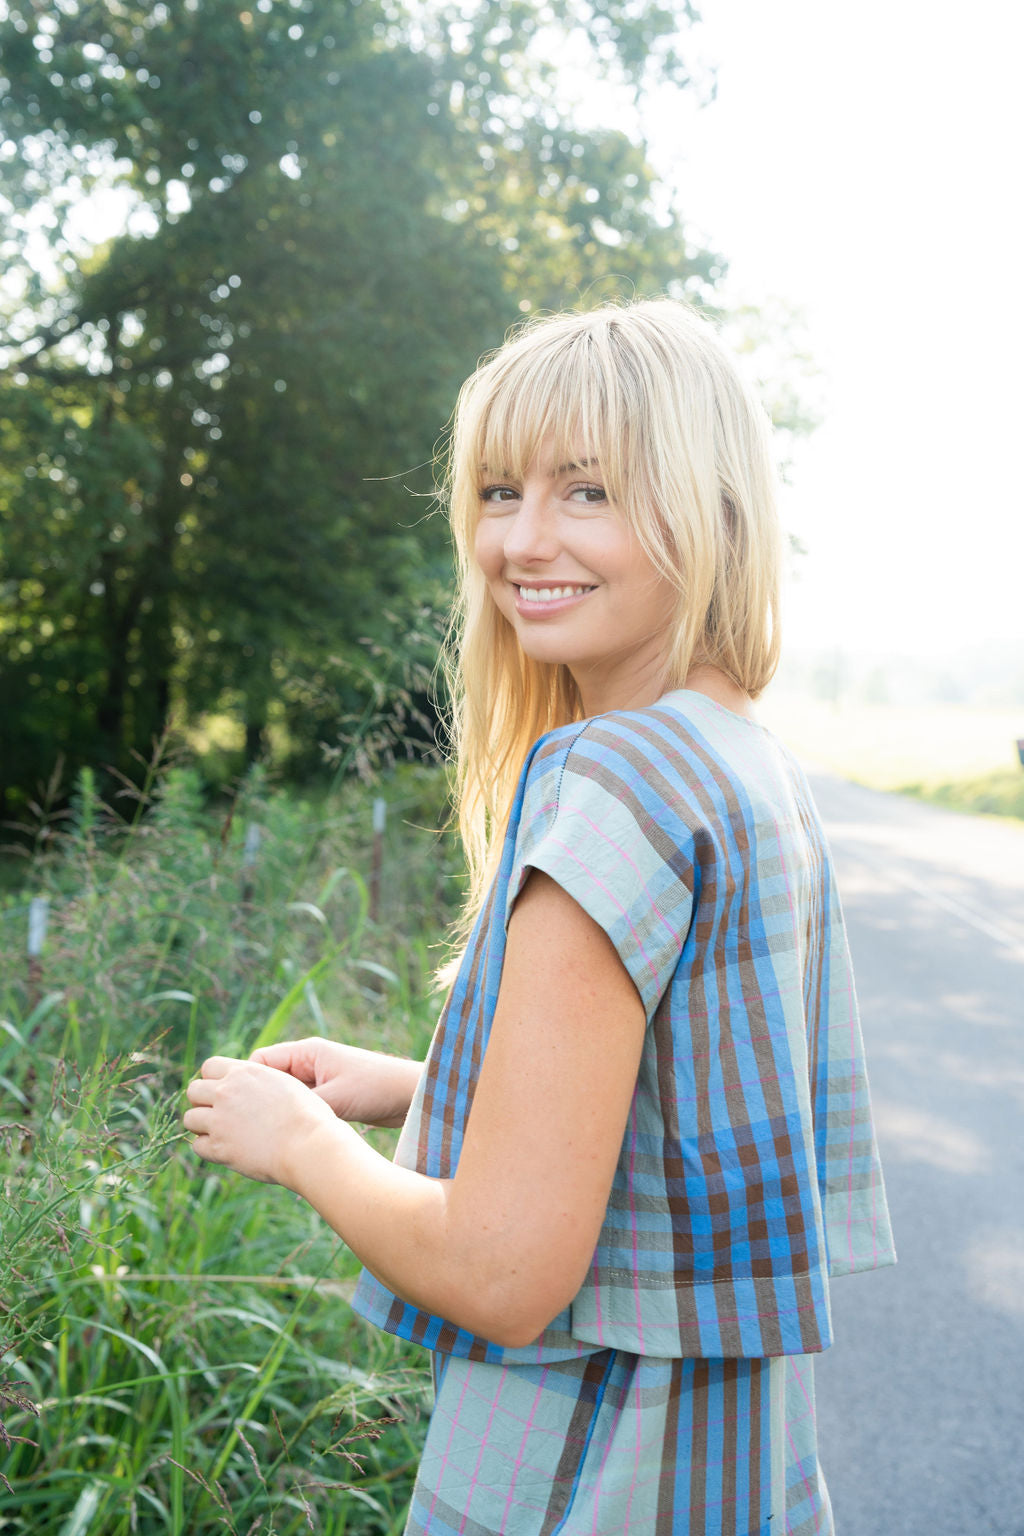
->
xmin=1 ymin=1045 xmax=431 ymax=1534
xmin=2 ymin=753 xmax=457 ymax=1061
xmin=896 ymin=766 xmax=1024 ymax=822
xmin=0 ymin=763 xmax=458 ymax=1531
xmin=0 ymin=0 xmax=719 ymax=811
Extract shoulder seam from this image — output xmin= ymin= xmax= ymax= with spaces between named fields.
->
xmin=550 ymin=721 xmax=595 ymax=822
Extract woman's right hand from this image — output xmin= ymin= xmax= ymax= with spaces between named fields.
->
xmin=249 ymin=1037 xmax=422 ymax=1128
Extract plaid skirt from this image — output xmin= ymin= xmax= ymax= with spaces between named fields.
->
xmin=405 ymin=1349 xmax=832 ymax=1536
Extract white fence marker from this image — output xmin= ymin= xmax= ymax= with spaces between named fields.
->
xmin=370 ymin=798 xmax=386 ymax=922
xmin=28 ymin=896 xmax=50 ymax=958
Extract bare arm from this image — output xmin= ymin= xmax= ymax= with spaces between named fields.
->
xmin=184 ymin=871 xmax=646 ymax=1347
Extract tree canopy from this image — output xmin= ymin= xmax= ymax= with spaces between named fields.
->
xmin=0 ymin=0 xmax=722 ymax=812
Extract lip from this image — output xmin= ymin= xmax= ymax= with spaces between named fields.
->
xmin=510 ymin=581 xmax=597 ymax=618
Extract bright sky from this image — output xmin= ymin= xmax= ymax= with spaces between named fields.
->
xmin=640 ymin=0 xmax=1024 ymax=663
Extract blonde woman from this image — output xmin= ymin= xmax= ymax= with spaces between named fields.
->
xmin=185 ymin=300 xmax=895 ymax=1535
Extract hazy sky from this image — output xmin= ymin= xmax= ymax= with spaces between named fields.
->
xmin=639 ymin=0 xmax=1024 ymax=662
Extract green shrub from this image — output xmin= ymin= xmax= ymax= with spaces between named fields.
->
xmin=1 ymin=761 xmax=458 ymax=1532
xmin=897 ymin=766 xmax=1024 ymax=821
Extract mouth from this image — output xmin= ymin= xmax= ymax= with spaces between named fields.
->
xmin=514 ymin=582 xmax=597 ymax=608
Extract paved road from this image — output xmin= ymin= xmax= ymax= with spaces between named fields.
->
xmin=808 ymin=774 xmax=1024 ymax=1536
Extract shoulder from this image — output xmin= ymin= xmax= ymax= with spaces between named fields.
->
xmin=526 ymin=699 xmax=708 ymax=783
xmin=522 ymin=697 xmax=745 ymax=820
xmin=513 ymin=704 xmax=713 ymax=881
xmin=502 ymin=708 xmax=713 ymax=1017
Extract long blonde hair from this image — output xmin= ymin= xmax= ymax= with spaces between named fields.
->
xmin=440 ymin=298 xmax=782 ymax=937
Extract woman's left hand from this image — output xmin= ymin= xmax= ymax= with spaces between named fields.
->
xmin=184 ymin=1056 xmax=339 ymax=1188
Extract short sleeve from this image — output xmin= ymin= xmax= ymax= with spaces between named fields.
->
xmin=506 ymin=718 xmax=696 ymax=1023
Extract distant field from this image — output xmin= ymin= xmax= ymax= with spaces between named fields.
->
xmin=758 ymin=692 xmax=1024 ymax=791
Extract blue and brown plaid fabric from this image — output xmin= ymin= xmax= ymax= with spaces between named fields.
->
xmin=353 ymin=691 xmax=895 ymax=1365
xmin=404 ymin=1348 xmax=831 ymax=1535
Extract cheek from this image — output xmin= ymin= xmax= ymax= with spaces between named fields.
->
xmin=473 ymin=520 xmax=504 ymax=581
xmin=623 ymin=559 xmax=678 ymax=632
xmin=645 ymin=572 xmax=678 ymax=622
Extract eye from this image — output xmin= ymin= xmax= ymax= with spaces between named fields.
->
xmin=479 ymin=484 xmax=519 ymax=505
xmin=568 ymin=483 xmax=607 ymax=505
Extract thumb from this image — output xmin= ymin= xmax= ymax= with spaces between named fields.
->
xmin=200 ymin=1055 xmax=244 ymax=1080
xmin=249 ymin=1040 xmax=317 ymax=1085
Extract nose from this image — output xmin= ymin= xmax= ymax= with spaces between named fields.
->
xmin=502 ymin=488 xmax=559 ymax=568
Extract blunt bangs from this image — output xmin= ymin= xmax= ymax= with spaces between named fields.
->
xmin=450 ymin=318 xmax=642 ymax=551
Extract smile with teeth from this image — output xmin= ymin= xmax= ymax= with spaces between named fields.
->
xmin=516 ymin=584 xmax=596 ymax=604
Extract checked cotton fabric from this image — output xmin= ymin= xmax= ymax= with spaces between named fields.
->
xmin=352 ymin=690 xmax=895 ymax=1532
xmin=405 ymin=1349 xmax=829 ymax=1536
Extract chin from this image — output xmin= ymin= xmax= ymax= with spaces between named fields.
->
xmin=512 ymin=635 xmax=584 ymax=669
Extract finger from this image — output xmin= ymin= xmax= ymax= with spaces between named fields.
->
xmin=250 ymin=1040 xmax=318 ymax=1084
xmin=182 ymin=1106 xmax=211 ymax=1134
xmin=185 ymin=1078 xmax=216 ymax=1106
xmin=250 ymin=1043 xmax=294 ymax=1069
xmin=189 ymin=1134 xmax=221 ymax=1165
xmin=201 ymin=1055 xmax=243 ymax=1080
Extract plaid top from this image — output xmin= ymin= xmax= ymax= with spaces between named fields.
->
xmin=352 ymin=691 xmax=895 ymax=1363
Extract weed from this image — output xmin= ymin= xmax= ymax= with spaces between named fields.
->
xmin=0 ymin=757 xmax=457 ymax=1532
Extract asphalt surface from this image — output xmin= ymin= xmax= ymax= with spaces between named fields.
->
xmin=807 ymin=773 xmax=1024 ymax=1536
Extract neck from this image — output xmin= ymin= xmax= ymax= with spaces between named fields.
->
xmin=680 ymin=663 xmax=755 ymax=719
xmin=572 ymin=661 xmax=755 ymax=721
xmin=572 ymin=650 xmax=671 ymax=718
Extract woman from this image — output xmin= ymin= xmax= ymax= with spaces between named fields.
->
xmin=185 ymin=299 xmax=895 ymax=1535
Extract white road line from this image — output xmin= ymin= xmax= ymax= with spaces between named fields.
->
xmin=841 ymin=848 xmax=1024 ymax=960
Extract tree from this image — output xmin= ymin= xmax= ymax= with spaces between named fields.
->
xmin=0 ymin=0 xmax=718 ymax=810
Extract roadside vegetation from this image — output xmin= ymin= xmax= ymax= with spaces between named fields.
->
xmin=760 ymin=693 xmax=1024 ymax=821
xmin=0 ymin=753 xmax=459 ymax=1534
xmin=893 ymin=767 xmax=1024 ymax=822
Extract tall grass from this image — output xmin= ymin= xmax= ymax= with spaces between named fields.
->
xmin=893 ymin=766 xmax=1024 ymax=821
xmin=1 ymin=755 xmax=460 ymax=1533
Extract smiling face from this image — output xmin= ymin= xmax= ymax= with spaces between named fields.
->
xmin=472 ymin=443 xmax=680 ymax=716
